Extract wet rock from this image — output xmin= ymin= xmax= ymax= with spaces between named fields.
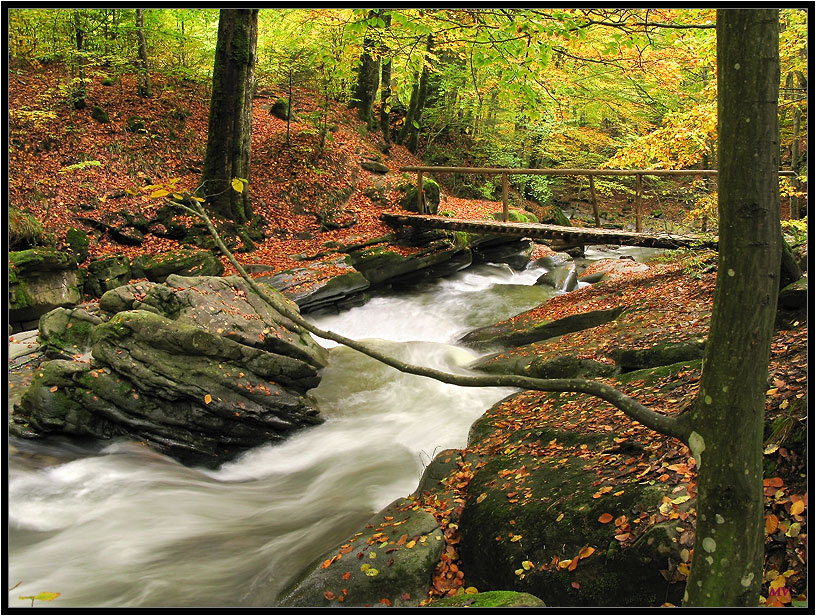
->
xmin=10 ymin=275 xmax=328 ymax=467
xmin=458 ymin=306 xmax=626 ymax=352
xmin=259 ymin=256 xmax=371 ymax=314
xmin=536 ymin=266 xmax=578 ymax=292
xmin=472 ymin=238 xmax=534 ymax=271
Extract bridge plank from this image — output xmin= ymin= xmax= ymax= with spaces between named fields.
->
xmin=380 ymin=213 xmax=718 ymax=250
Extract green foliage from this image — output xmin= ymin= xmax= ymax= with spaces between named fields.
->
xmin=60 ymin=160 xmax=101 ymax=173
xmin=9 ymin=207 xmax=46 ymax=250
xmin=781 ymin=217 xmax=807 ymax=245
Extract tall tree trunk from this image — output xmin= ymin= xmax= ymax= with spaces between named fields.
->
xmin=71 ymin=10 xmax=86 ymax=109
xmin=381 ymin=57 xmax=392 ymax=152
xmin=199 ymin=8 xmax=258 ymax=231
xmin=136 ymin=9 xmax=152 ymax=98
xmin=399 ymin=33 xmax=433 ymax=153
xmin=681 ymin=8 xmax=781 ymax=606
xmin=380 ymin=11 xmax=392 ymax=153
xmin=351 ymin=9 xmax=381 ymax=130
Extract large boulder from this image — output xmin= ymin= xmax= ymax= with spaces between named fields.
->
xmin=456 ymin=376 xmax=693 ymax=607
xmin=348 ymin=237 xmax=470 ymax=289
xmin=9 ymin=249 xmax=83 ymax=332
xmin=258 ymin=256 xmax=371 ymax=314
xmin=10 ymin=275 xmax=328 ymax=467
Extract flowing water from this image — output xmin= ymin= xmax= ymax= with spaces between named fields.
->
xmin=6 ymin=261 xmax=564 ymax=608
xmin=6 ymin=249 xmax=659 ymax=608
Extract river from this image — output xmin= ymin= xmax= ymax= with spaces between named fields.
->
xmin=6 ymin=248 xmax=658 ymax=608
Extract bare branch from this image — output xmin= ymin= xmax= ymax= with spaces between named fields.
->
xmin=178 ymin=200 xmax=691 ymax=446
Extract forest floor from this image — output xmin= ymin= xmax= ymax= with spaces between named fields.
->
xmin=7 ymin=64 xmax=808 ymax=607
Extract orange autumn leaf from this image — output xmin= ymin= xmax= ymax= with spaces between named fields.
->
xmin=578 ymin=546 xmax=595 ymax=559
xmin=765 ymin=514 xmax=779 ymax=534
xmin=323 ymin=591 xmax=335 ymax=600
xmin=568 ymin=556 xmax=579 ymax=571
xmin=598 ymin=513 xmax=614 ymax=524
xmin=342 ymin=572 xmax=351 ymax=580
xmin=790 ymin=500 xmax=805 ymax=516
xmin=764 ymin=477 xmax=784 ymax=488
xmin=203 ymin=394 xmax=212 ymax=404
xmin=614 ymin=532 xmax=630 ymax=542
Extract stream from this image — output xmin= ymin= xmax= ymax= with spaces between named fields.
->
xmin=6 ymin=247 xmax=659 ymax=608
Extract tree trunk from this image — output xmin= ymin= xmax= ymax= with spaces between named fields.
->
xmin=681 ymin=9 xmax=781 ymax=606
xmin=399 ymin=33 xmax=433 ymax=153
xmin=71 ymin=10 xmax=86 ymax=109
xmin=136 ymin=9 xmax=152 ymax=98
xmin=351 ymin=9 xmax=381 ymax=130
xmin=380 ymin=11 xmax=392 ymax=153
xmin=199 ymin=8 xmax=258 ymax=230
xmin=381 ymin=57 xmax=392 ymax=152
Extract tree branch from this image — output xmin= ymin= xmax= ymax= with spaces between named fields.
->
xmin=178 ymin=200 xmax=691 ymax=445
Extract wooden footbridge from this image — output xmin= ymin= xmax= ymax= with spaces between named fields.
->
xmin=381 ymin=212 xmax=717 ymax=250
xmin=382 ymin=166 xmax=797 ymax=250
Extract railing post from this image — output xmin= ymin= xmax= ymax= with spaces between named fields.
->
xmin=417 ymin=171 xmax=424 ymax=215
xmin=635 ymin=173 xmax=642 ymax=232
xmin=589 ymin=174 xmax=600 ymax=227
xmin=502 ymin=172 xmax=509 ymax=222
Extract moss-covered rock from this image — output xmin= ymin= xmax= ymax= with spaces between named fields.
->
xmin=609 ymin=338 xmax=707 ymax=373
xmin=777 ymin=273 xmax=807 ymax=309
xmin=83 ymin=254 xmax=132 ymax=297
xmin=38 ymin=306 xmax=102 ymax=358
xmin=9 ymin=249 xmax=82 ymax=329
xmin=10 ymin=276 xmax=329 ymax=467
xmin=65 ymin=227 xmax=90 ymax=262
xmin=457 ymin=389 xmax=688 ymax=607
xmin=130 ymin=249 xmax=224 ymax=282
xmin=279 ymin=497 xmax=444 ymax=607
xmin=400 ymin=177 xmax=440 ymax=215
xmin=428 ymin=590 xmax=545 ymax=607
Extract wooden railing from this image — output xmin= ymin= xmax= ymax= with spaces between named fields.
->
xmin=400 ymin=166 xmax=797 ymax=232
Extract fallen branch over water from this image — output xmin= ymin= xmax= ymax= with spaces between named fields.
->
xmin=179 ymin=200 xmax=693 ymax=445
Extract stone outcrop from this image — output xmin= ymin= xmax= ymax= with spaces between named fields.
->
xmin=9 ymin=249 xmax=83 ymax=332
xmin=10 ymin=275 xmax=328 ymax=467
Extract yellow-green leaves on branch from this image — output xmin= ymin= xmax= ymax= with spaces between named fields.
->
xmin=231 ymin=178 xmax=248 ymax=193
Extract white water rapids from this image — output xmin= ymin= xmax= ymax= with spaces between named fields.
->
xmin=6 ymin=250 xmax=657 ymax=608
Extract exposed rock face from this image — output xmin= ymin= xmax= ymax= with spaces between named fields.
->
xmin=457 ymin=306 xmax=626 ymax=352
xmin=10 ymin=275 xmax=328 ymax=467
xmin=9 ymin=249 xmax=83 ymax=332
